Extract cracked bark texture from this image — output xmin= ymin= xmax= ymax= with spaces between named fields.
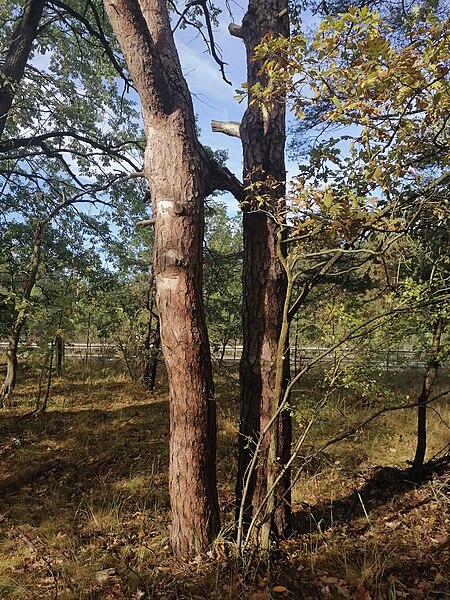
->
xmin=104 ymin=0 xmax=219 ymax=557
xmin=237 ymin=0 xmax=292 ymax=541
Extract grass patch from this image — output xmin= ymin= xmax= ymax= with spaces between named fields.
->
xmin=0 ymin=361 xmax=448 ymax=598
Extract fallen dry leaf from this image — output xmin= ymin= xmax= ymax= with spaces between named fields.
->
xmin=272 ymin=585 xmax=288 ymax=593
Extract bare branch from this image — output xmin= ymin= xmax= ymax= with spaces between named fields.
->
xmin=136 ymin=218 xmax=155 ymax=227
xmin=211 ymin=119 xmax=241 ymax=138
xmin=169 ymin=0 xmax=232 ymax=85
xmin=0 ymin=131 xmax=143 ymax=172
xmin=170 ymin=0 xmax=200 ymax=33
xmin=207 ymin=159 xmax=244 ymax=202
xmin=198 ymin=0 xmax=232 ymax=85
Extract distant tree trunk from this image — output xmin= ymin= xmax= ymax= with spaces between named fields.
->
xmin=143 ymin=278 xmax=160 ymax=391
xmin=411 ymin=316 xmax=443 ymax=481
xmin=143 ymin=280 xmax=153 ymax=388
xmin=0 ymin=0 xmax=46 ymax=139
xmin=41 ymin=338 xmax=55 ymax=413
xmin=104 ymin=0 xmax=225 ymax=557
xmin=84 ymin=311 xmax=92 ymax=380
xmin=294 ymin=319 xmax=299 ymax=376
xmin=55 ymin=334 xmax=64 ymax=376
xmin=147 ymin=319 xmax=160 ymax=391
xmin=219 ymin=327 xmax=230 ymax=366
xmin=237 ymin=0 xmax=291 ymax=547
xmin=1 ymin=220 xmax=45 ymax=405
xmin=1 ymin=327 xmax=20 ymax=408
xmin=35 ymin=346 xmax=51 ymax=411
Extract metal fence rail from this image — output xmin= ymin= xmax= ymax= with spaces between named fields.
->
xmin=0 ymin=341 xmax=426 ymax=369
xmin=0 ymin=342 xmax=117 ymax=358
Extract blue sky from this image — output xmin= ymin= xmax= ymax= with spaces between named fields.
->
xmin=30 ymin=4 xmax=302 ymax=216
xmin=174 ymin=8 xmax=248 ymax=214
xmin=174 ymin=5 xmax=313 ymax=215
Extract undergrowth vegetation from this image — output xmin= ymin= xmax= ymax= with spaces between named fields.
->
xmin=0 ymin=360 xmax=449 ymax=599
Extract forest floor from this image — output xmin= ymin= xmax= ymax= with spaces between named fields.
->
xmin=0 ymin=360 xmax=449 ymax=599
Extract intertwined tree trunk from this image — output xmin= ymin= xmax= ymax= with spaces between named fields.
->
xmin=0 ymin=0 xmax=46 ymax=139
xmin=0 ymin=0 xmax=47 ymax=405
xmin=104 ymin=0 xmax=221 ymax=557
xmin=237 ymin=0 xmax=292 ymax=546
xmin=1 ymin=221 xmax=45 ymax=405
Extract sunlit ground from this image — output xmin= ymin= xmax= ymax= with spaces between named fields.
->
xmin=0 ymin=360 xmax=448 ymax=599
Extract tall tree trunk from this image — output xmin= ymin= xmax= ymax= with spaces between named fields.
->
xmin=237 ymin=0 xmax=291 ymax=546
xmin=411 ymin=316 xmax=443 ymax=481
xmin=1 ymin=220 xmax=45 ymax=405
xmin=104 ymin=0 xmax=220 ymax=557
xmin=0 ymin=0 xmax=46 ymax=139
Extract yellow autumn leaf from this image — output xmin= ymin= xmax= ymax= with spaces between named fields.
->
xmin=373 ymin=166 xmax=382 ymax=182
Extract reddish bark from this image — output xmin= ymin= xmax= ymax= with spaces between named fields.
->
xmin=104 ymin=0 xmax=221 ymax=557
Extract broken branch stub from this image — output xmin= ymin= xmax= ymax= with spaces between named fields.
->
xmin=211 ymin=120 xmax=241 ymax=138
xmin=228 ymin=23 xmax=243 ymax=38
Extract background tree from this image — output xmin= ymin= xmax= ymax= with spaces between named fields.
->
xmin=203 ymin=201 xmax=242 ymax=364
xmin=0 ymin=0 xmax=146 ymax=401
